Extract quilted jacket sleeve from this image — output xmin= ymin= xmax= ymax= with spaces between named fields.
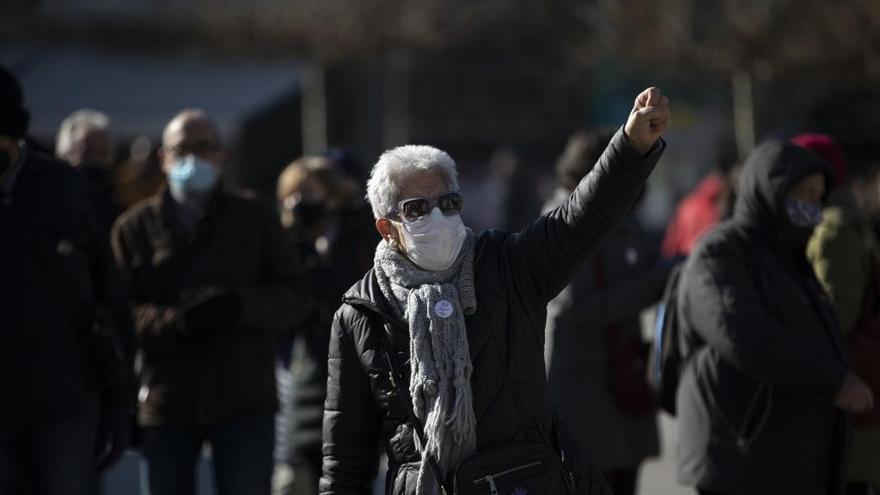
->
xmin=320 ymin=305 xmax=382 ymax=494
xmin=507 ymin=127 xmax=663 ymax=305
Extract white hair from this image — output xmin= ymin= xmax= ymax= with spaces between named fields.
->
xmin=366 ymin=145 xmax=460 ymax=219
xmin=56 ymin=109 xmax=110 ymax=160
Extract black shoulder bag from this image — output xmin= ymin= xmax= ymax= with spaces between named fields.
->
xmin=379 ymin=326 xmax=576 ymax=495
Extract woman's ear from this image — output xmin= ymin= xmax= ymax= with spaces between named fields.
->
xmin=376 ymin=217 xmax=397 ymax=241
xmin=376 ymin=218 xmax=400 ymax=247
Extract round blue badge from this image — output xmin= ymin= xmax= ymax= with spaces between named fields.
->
xmin=434 ymin=300 xmax=454 ymax=319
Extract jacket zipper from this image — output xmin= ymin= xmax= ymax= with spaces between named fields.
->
xmin=473 ymin=461 xmax=543 ymax=494
xmin=716 ymin=382 xmax=773 ymax=454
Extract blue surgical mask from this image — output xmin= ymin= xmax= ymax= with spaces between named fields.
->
xmin=784 ymin=198 xmax=823 ymax=228
xmin=168 ymin=154 xmax=219 ymax=200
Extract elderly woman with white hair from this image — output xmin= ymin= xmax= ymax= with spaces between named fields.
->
xmin=320 ymin=88 xmax=671 ymax=495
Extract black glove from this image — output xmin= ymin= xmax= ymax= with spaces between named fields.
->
xmin=176 ymin=287 xmax=243 ymax=340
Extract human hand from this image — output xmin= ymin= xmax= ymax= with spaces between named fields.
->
xmin=834 ymin=372 xmax=875 ymax=413
xmin=624 ymin=87 xmax=671 ymax=156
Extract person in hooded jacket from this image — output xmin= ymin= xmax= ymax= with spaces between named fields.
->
xmin=675 ymin=140 xmax=875 ymax=495
xmin=319 ymin=87 xmax=670 ymax=495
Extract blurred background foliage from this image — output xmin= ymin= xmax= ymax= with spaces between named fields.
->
xmin=2 ymin=0 xmax=879 ymax=226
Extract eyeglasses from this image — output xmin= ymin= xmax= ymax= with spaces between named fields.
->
xmin=167 ymin=140 xmax=222 ymax=156
xmin=389 ymin=191 xmax=463 ymax=221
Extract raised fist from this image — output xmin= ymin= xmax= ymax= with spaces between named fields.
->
xmin=624 ymin=87 xmax=671 ymax=156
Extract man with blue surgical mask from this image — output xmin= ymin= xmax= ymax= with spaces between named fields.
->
xmin=111 ymin=109 xmax=311 ymax=495
xmin=160 ymin=110 xmax=225 ymax=228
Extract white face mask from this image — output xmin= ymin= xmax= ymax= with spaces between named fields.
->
xmin=394 ymin=207 xmax=467 ymax=272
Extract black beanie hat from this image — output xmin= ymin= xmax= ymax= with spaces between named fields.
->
xmin=0 ymin=65 xmax=30 ymax=139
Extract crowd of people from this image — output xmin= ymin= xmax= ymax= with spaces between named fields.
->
xmin=1 ymin=58 xmax=879 ymax=495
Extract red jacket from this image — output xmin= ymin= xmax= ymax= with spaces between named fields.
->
xmin=662 ymin=175 xmax=726 ymax=258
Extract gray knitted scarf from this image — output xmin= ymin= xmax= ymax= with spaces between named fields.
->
xmin=374 ymin=229 xmax=478 ymax=495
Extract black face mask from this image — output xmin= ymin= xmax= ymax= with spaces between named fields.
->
xmin=293 ymin=201 xmax=327 ymax=228
xmin=0 ymin=150 xmax=10 ymax=177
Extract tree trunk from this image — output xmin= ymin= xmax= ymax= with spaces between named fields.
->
xmin=732 ymin=68 xmax=755 ymax=159
xmin=301 ymin=61 xmax=328 ymax=155
xmin=382 ymin=50 xmax=412 ymax=149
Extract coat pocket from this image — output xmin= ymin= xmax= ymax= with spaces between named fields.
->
xmin=454 ymin=441 xmax=572 ymax=495
xmin=470 ymin=461 xmax=546 ymax=495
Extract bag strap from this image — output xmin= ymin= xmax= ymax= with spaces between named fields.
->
xmin=372 ymin=312 xmax=451 ymax=495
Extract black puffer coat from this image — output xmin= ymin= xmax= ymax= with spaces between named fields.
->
xmin=320 ymin=129 xmax=663 ymax=495
xmin=676 ymin=141 xmax=849 ymax=495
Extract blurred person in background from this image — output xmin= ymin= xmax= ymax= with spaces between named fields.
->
xmin=325 ymin=147 xmax=368 ymax=188
xmin=0 ymin=66 xmax=134 ymax=494
xmin=662 ymin=138 xmax=740 ymax=258
xmin=320 ymin=87 xmax=669 ymax=495
xmin=798 ymin=133 xmax=866 ymax=334
xmin=676 ymin=140 xmax=872 ymax=495
xmin=56 ymin=109 xmax=122 ymax=235
xmin=544 ymin=129 xmax=676 ymax=495
xmin=797 ymin=134 xmax=880 ymax=495
xmin=111 ymin=109 xmax=311 ymax=495
xmin=461 ymin=147 xmax=538 ymax=235
xmin=272 ymin=156 xmax=376 ymax=495
xmin=115 ymin=135 xmax=165 ymax=211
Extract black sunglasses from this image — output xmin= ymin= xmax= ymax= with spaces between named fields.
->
xmin=389 ymin=191 xmax=464 ymax=221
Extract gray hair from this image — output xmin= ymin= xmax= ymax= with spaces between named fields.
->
xmin=366 ymin=145 xmax=460 ymax=219
xmin=56 ymin=109 xmax=110 ymax=160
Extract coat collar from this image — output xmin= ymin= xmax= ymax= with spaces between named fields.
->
xmin=341 ymin=236 xmax=496 ymax=367
xmin=157 ymin=183 xmax=227 ymax=240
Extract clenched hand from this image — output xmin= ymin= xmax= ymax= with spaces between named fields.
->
xmin=624 ymin=87 xmax=671 ymax=156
